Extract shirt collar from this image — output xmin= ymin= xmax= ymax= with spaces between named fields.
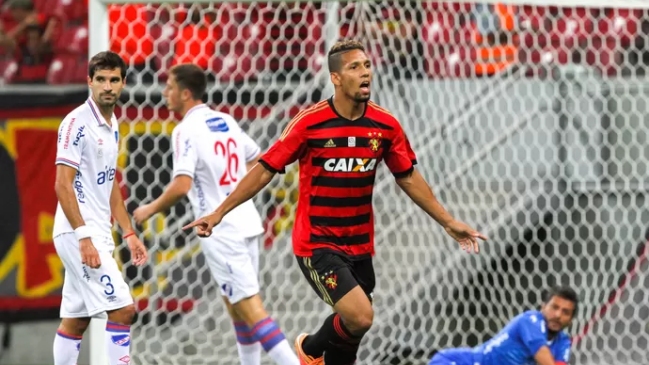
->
xmin=183 ymin=103 xmax=208 ymax=121
xmin=87 ymin=97 xmax=116 ymax=127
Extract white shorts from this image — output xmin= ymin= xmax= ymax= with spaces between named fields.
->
xmin=54 ymin=233 xmax=134 ymax=318
xmin=200 ymin=234 xmax=260 ymax=304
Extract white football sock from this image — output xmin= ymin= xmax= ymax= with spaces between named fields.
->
xmin=53 ymin=330 xmax=82 ymax=365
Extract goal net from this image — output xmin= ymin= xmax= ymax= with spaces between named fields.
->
xmin=97 ymin=0 xmax=649 ymax=364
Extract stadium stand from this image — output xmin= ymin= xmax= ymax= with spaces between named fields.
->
xmin=0 ymin=2 xmax=647 ymax=82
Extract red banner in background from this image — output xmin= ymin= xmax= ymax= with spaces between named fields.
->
xmin=0 ymin=119 xmax=64 ymax=312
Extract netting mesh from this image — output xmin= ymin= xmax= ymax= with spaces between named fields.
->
xmin=105 ymin=1 xmax=649 ymax=364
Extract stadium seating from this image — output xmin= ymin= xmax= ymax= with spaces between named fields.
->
xmin=0 ymin=3 xmax=646 ymax=84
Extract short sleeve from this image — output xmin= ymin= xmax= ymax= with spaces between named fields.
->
xmin=55 ymin=116 xmax=85 ymax=170
xmin=517 ymin=313 xmax=548 ymax=357
xmin=172 ymin=126 xmax=197 ymax=178
xmin=384 ymin=123 xmax=417 ymax=178
xmin=259 ymin=116 xmax=307 ymax=174
xmin=240 ymin=130 xmax=261 ymax=163
xmin=554 ymin=336 xmax=572 ymax=364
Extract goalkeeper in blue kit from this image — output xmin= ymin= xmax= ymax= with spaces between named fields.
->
xmin=430 ymin=286 xmax=578 ymax=365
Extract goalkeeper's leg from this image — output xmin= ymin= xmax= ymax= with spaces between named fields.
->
xmin=296 ymin=252 xmax=376 ymax=365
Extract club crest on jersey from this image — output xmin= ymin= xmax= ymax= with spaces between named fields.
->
xmin=323 ymin=158 xmax=377 ymax=173
xmin=367 ymin=132 xmax=382 ymax=153
xmin=321 ymin=271 xmax=337 ymax=290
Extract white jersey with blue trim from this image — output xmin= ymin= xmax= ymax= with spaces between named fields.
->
xmin=53 ymin=97 xmax=120 ymax=239
xmin=172 ymin=104 xmax=264 ymax=238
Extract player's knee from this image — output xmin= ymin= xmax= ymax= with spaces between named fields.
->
xmin=60 ymin=318 xmax=91 ymax=336
xmin=231 ymin=294 xmax=269 ymax=326
xmin=107 ymin=304 xmax=136 ymax=325
xmin=344 ymin=305 xmax=374 ymax=335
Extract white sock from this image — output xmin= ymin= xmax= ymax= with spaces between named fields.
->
xmin=249 ymin=317 xmax=299 ymax=365
xmin=237 ymin=342 xmax=262 ymax=365
xmin=53 ymin=330 xmax=82 ymax=365
xmin=267 ymin=339 xmax=300 ymax=365
xmin=105 ymin=321 xmax=131 ymax=365
xmin=234 ymin=321 xmax=261 ymax=365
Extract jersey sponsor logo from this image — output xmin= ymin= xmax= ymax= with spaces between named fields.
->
xmin=63 ymin=118 xmax=76 ymax=149
xmin=97 ymin=166 xmax=116 ymax=185
xmin=483 ymin=332 xmax=509 ymax=354
xmin=183 ymin=139 xmax=192 ymax=157
xmin=206 ymin=117 xmax=229 ymax=132
xmin=323 ymin=158 xmax=377 ymax=173
xmin=73 ymin=126 xmax=85 ymax=146
xmin=74 ymin=172 xmax=86 ymax=203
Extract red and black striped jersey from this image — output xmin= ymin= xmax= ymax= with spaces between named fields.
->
xmin=259 ymin=98 xmax=417 ymax=259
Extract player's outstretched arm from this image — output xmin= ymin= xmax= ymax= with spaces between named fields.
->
xmin=395 ymin=169 xmax=487 ymax=253
xmin=534 ymin=346 xmax=561 ymax=365
xmin=110 ymin=180 xmax=148 ymax=266
xmin=183 ymin=163 xmax=275 ymax=237
xmin=133 ymin=175 xmax=192 ymax=225
xmin=55 ymin=164 xmax=101 ymax=268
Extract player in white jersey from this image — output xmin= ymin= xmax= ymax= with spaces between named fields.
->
xmin=133 ymin=64 xmax=299 ymax=365
xmin=52 ymin=51 xmax=148 ymax=365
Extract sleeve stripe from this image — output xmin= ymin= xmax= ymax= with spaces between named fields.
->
xmin=393 ymin=165 xmax=414 ymax=179
xmin=173 ymin=169 xmax=194 ymax=177
xmin=368 ymin=101 xmax=396 ymax=118
xmin=55 ymin=158 xmax=80 ymax=168
xmin=258 ymin=158 xmax=284 ymax=174
xmin=279 ymin=101 xmax=329 ymax=140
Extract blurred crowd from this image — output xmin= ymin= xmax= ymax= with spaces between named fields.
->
xmin=1 ymin=0 xmax=649 ymax=85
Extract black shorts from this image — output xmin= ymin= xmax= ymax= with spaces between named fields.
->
xmin=296 ymin=249 xmax=375 ymax=306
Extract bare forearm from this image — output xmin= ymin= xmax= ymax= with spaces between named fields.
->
xmin=55 ymin=184 xmax=86 ymax=229
xmin=149 ymin=180 xmax=188 ymax=213
xmin=214 ymin=163 xmax=274 ymax=218
xmin=110 ymin=183 xmax=133 ymax=233
xmin=534 ymin=346 xmax=556 ymax=365
xmin=395 ymin=169 xmax=454 ymax=227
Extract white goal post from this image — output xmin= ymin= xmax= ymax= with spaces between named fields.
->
xmin=88 ymin=0 xmax=649 ymax=364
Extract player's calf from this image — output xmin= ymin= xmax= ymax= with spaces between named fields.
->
xmin=228 ymin=294 xmax=299 ymax=365
xmin=53 ymin=318 xmax=90 ymax=365
xmin=105 ymin=304 xmax=136 ymax=365
xmin=301 ymin=286 xmax=373 ymax=365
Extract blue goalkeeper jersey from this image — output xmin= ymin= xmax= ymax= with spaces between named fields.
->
xmin=475 ymin=310 xmax=572 ymax=365
xmin=432 ymin=310 xmax=572 ymax=365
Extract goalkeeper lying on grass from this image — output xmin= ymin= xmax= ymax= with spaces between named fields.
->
xmin=430 ymin=285 xmax=578 ymax=365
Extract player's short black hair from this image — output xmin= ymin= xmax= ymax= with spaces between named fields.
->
xmin=88 ymin=51 xmax=127 ymax=80
xmin=169 ymin=64 xmax=207 ymax=101
xmin=327 ymin=39 xmax=366 ymax=73
xmin=543 ymin=285 xmax=579 ymax=315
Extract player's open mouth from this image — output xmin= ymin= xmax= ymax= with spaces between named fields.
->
xmin=360 ymin=81 xmax=370 ymax=92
